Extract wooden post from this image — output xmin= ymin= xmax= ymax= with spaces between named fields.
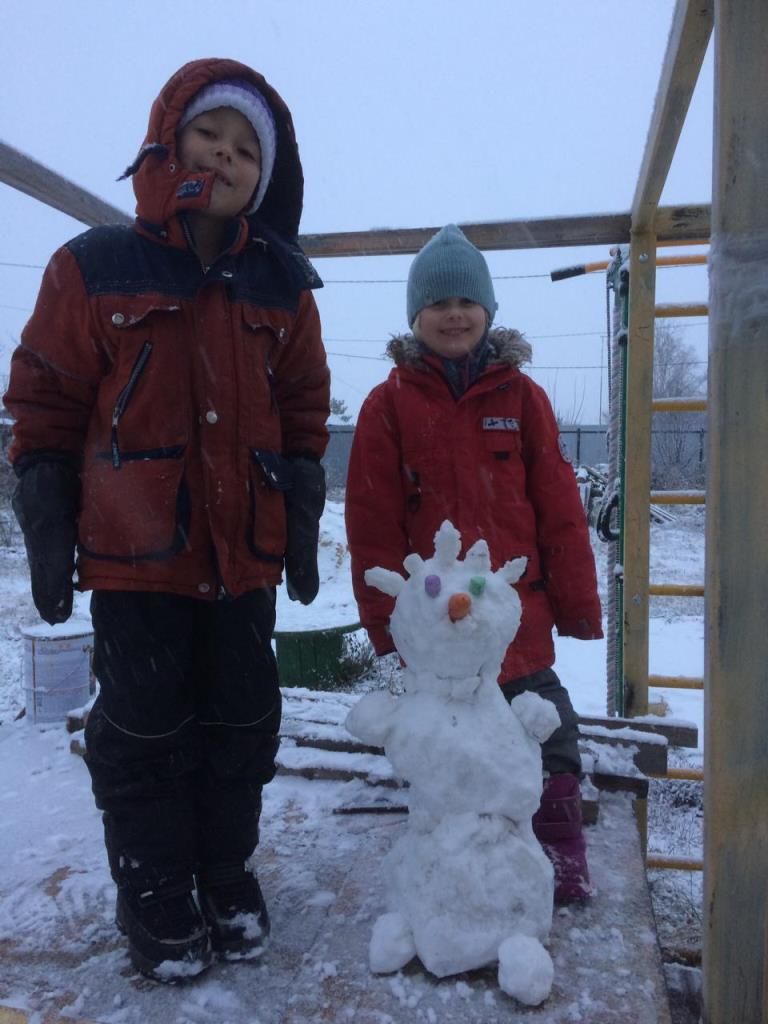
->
xmin=622 ymin=236 xmax=656 ymax=717
xmin=704 ymin=2 xmax=768 ymax=1022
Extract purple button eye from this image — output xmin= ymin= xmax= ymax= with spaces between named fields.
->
xmin=424 ymin=574 xmax=441 ymax=598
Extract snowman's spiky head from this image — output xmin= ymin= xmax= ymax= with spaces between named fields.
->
xmin=365 ymin=521 xmax=526 ymax=680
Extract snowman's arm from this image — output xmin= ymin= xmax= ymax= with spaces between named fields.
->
xmin=500 ymin=556 xmax=528 ymax=585
xmin=345 ymin=691 xmax=397 ymax=746
xmin=364 ymin=567 xmax=405 ymax=597
xmin=509 ymin=691 xmax=562 ymax=744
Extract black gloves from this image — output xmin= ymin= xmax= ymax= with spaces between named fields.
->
xmin=12 ymin=458 xmax=80 ymax=626
xmin=284 ymin=457 xmax=326 ymax=605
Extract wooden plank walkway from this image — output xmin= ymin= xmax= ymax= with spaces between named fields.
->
xmin=32 ymin=687 xmax=691 ymax=1022
xmin=0 ymin=784 xmax=671 ymax=1024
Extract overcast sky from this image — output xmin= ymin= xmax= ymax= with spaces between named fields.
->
xmin=1 ymin=1 xmax=712 ymax=422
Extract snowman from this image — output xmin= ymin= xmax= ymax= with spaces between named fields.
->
xmin=345 ymin=520 xmax=561 ymax=1006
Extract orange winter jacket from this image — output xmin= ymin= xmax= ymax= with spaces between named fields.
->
xmin=4 ymin=58 xmax=330 ymax=599
xmin=345 ymin=329 xmax=603 ymax=681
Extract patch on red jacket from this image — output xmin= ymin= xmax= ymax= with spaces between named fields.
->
xmin=482 ymin=417 xmax=520 ymax=431
xmin=176 ymin=178 xmax=206 ymax=199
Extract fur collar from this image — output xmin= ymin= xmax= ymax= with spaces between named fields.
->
xmin=385 ymin=327 xmax=532 ymax=370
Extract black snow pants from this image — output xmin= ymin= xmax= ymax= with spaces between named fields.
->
xmin=500 ymin=668 xmax=582 ymax=775
xmin=83 ymin=589 xmax=280 ymax=892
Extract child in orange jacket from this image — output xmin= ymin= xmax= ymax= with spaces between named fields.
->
xmin=5 ymin=59 xmax=330 ymax=980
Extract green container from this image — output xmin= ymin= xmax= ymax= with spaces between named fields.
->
xmin=274 ymin=623 xmax=361 ymax=689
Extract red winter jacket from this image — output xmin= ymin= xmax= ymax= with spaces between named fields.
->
xmin=345 ymin=329 xmax=603 ymax=681
xmin=4 ymin=58 xmax=330 ymax=599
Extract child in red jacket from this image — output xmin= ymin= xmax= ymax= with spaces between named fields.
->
xmin=345 ymin=224 xmax=602 ymax=903
xmin=5 ymin=59 xmax=330 ymax=980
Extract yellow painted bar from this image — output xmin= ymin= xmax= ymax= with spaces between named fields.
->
xmin=668 ymin=767 xmax=705 ymax=781
xmin=555 ymin=254 xmax=706 ymax=278
xmin=655 ymin=301 xmax=709 ymax=317
xmin=658 ymin=253 xmax=708 ymax=267
xmin=0 ymin=1010 xmax=28 ymax=1024
xmin=652 ymin=396 xmax=707 ymax=412
xmin=650 ymin=490 xmax=706 ymax=504
xmin=647 ymin=855 xmax=704 ymax=871
xmin=658 ymin=237 xmax=709 ymax=248
xmin=649 ymin=583 xmax=705 ymax=597
xmin=0 ymin=1010 xmax=99 ymax=1024
xmin=647 ymin=768 xmax=703 ymax=780
xmin=649 ymin=673 xmax=705 ymax=689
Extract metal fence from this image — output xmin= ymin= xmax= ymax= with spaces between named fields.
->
xmin=326 ymin=422 xmax=708 ymax=493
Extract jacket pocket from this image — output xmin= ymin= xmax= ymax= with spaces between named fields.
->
xmin=78 ymin=448 xmax=190 ymax=562
xmin=239 ymin=305 xmax=293 ymax=417
xmin=480 ymin=429 xmax=526 ymax=504
xmin=246 ymin=449 xmax=291 ymax=563
xmin=100 ymin=299 xmax=189 ymax=456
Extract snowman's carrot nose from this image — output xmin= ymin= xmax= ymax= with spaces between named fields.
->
xmin=448 ymin=592 xmax=472 ymax=622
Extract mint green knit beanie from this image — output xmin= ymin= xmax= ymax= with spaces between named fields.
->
xmin=406 ymin=224 xmax=497 ymax=327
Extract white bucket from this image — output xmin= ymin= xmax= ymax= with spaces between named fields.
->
xmin=21 ymin=621 xmax=95 ymax=725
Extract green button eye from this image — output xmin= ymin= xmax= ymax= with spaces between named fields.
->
xmin=469 ymin=576 xmax=486 ymax=596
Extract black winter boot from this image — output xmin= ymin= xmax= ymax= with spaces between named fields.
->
xmin=116 ymin=877 xmax=212 ymax=982
xmin=198 ymin=862 xmax=270 ymax=961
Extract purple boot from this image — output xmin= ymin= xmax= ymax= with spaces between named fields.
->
xmin=533 ymin=772 xmax=592 ymax=904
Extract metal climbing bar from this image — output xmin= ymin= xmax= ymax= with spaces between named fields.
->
xmin=655 ymin=301 xmax=708 ymax=317
xmin=650 ymin=490 xmax=706 ymax=504
xmin=649 ymin=583 xmax=705 ymax=597
xmin=649 ymin=674 xmax=704 ymax=690
xmin=651 ymin=397 xmax=707 ymax=413
xmin=550 ymin=251 xmax=707 ymax=281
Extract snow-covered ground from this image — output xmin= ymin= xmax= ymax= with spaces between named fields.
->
xmin=0 ymin=500 xmax=705 ymax=1021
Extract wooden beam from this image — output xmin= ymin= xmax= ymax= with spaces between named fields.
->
xmin=632 ymin=0 xmax=714 ymax=232
xmin=704 ymin=2 xmax=768 ymax=1022
xmin=300 ymin=205 xmax=710 ymax=258
xmin=622 ymin=232 xmax=657 ymax=717
xmin=0 ymin=137 xmax=710 ymax=253
xmin=0 ymin=141 xmax=132 ymax=228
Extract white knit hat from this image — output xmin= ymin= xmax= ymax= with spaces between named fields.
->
xmin=178 ymin=77 xmax=277 ymax=214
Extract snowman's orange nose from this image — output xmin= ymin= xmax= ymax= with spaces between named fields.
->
xmin=448 ymin=592 xmax=472 ymax=623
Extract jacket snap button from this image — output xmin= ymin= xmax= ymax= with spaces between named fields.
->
xmin=205 ymin=411 xmax=218 ymax=424
xmin=198 ymin=583 xmax=211 ymax=594
xmin=221 ymin=270 xmax=233 ymax=278
xmin=111 ymin=313 xmax=125 ymax=326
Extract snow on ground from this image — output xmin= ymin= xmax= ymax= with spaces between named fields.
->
xmin=0 ymin=500 xmax=705 ymax=1020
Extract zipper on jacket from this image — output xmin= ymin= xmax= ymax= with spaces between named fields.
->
xmin=266 ymin=358 xmax=277 ymax=412
xmin=111 ymin=341 xmax=153 ymax=468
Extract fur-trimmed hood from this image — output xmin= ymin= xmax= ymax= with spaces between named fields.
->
xmin=385 ymin=327 xmax=532 ymax=369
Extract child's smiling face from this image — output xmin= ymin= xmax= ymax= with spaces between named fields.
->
xmin=416 ymin=298 xmax=487 ymax=358
xmin=177 ymin=107 xmax=262 ymax=218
